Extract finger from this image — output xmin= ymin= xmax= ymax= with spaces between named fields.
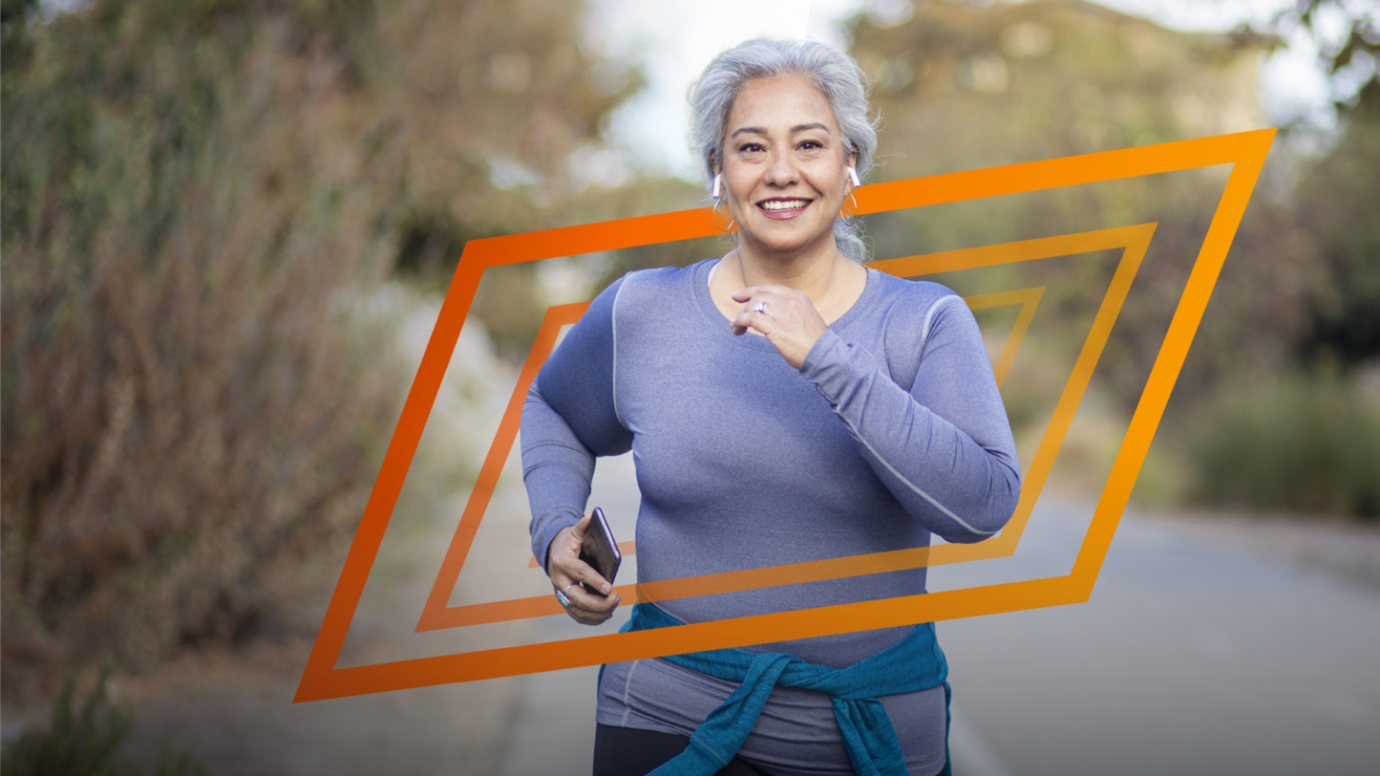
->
xmin=731 ymin=309 xmax=775 ymax=337
xmin=566 ymin=582 xmax=621 ymax=611
xmin=730 ymin=284 xmax=785 ymax=303
xmin=730 ymin=286 xmax=763 ymax=303
xmin=565 ymin=588 xmax=622 ymax=622
xmin=549 ymin=540 xmax=613 ymax=597
xmin=576 ymin=563 xmax=614 ymax=596
xmin=551 ymin=552 xmax=601 ymax=592
xmin=559 ymin=578 xmax=620 ymax=622
xmin=552 ymin=569 xmax=620 ymax=624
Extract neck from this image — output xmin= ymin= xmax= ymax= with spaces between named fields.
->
xmin=731 ymin=238 xmax=858 ymax=308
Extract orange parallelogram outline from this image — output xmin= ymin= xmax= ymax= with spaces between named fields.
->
xmin=452 ymin=229 xmax=1137 ymax=626
xmin=295 ymin=128 xmax=1274 ymax=702
xmin=520 ymin=284 xmax=1042 ymax=570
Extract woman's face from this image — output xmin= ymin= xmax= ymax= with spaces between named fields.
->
xmin=719 ymin=75 xmax=854 ymax=260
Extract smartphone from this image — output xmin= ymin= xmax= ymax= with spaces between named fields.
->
xmin=579 ymin=507 xmax=621 ymax=597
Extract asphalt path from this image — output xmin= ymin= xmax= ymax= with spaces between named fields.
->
xmin=494 ymin=454 xmax=1380 ymax=776
xmin=29 ymin=448 xmax=1371 ymax=776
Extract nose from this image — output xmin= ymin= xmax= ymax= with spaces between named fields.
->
xmin=763 ymin=149 xmax=799 ymax=187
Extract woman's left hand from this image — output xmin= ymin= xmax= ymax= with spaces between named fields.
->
xmin=730 ymin=285 xmax=829 ymax=369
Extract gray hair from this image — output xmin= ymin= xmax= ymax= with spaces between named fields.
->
xmin=689 ymin=38 xmax=879 ymax=262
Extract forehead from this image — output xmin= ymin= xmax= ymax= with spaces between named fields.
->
xmin=725 ymin=75 xmax=838 ymax=135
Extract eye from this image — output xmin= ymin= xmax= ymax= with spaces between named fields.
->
xmin=738 ymin=142 xmax=765 ymax=154
xmin=799 ymin=140 xmax=824 ymax=150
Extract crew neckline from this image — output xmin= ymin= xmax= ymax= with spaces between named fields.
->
xmin=693 ymin=258 xmax=877 ymax=352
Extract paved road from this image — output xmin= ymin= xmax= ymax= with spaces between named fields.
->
xmin=39 ymin=437 xmax=1371 ymax=775
xmin=494 ymin=454 xmax=1380 ymax=776
xmin=22 ymin=305 xmax=1366 ymax=776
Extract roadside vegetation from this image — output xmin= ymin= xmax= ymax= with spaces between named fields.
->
xmin=0 ymin=0 xmax=647 ymax=705
xmin=835 ymin=0 xmax=1380 ymax=518
xmin=1 ymin=0 xmax=1376 ymax=761
xmin=1 ymin=669 xmax=203 ymax=776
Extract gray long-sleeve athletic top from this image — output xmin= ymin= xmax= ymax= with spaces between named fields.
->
xmin=521 ymin=258 xmax=1020 ymax=773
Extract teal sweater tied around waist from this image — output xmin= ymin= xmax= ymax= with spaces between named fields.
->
xmin=606 ymin=603 xmax=952 ymax=776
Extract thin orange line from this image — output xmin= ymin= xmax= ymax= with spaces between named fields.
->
xmin=965 ymin=287 xmax=1046 ymax=388
xmin=415 ymin=224 xmax=1154 ymax=632
xmin=297 ymin=129 xmax=1275 ymax=702
xmin=297 ymin=575 xmax=1085 ymax=701
xmin=1070 ymin=129 xmax=1275 ymax=590
xmin=416 ymin=303 xmax=590 ymax=632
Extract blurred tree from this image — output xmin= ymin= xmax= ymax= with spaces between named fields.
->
xmin=373 ymin=0 xmax=645 ymax=356
xmin=1292 ymin=102 xmax=1380 ymax=364
xmin=0 ymin=0 xmax=640 ymax=693
xmin=1263 ymin=0 xmax=1378 ymax=116
xmin=1257 ymin=0 xmax=1380 ymax=364
xmin=847 ymin=0 xmax=1293 ymax=407
xmin=0 ymin=0 xmax=40 ymax=74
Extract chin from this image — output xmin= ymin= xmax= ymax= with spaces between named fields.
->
xmin=745 ymin=228 xmax=832 ymax=257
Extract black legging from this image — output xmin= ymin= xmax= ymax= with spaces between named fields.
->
xmin=593 ymin=721 xmax=949 ymax=776
xmin=593 ymin=723 xmax=768 ymax=776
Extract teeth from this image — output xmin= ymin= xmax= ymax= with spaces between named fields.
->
xmin=760 ymin=200 xmax=809 ymax=211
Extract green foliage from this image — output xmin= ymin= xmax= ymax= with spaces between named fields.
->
xmin=847 ymin=0 xmax=1294 ymax=414
xmin=1187 ymin=372 xmax=1380 ymax=518
xmin=1293 ymin=112 xmax=1380 ymax=363
xmin=1 ymin=0 xmax=643 ymax=693
xmin=842 ymin=1 xmax=1380 ymax=519
xmin=0 ymin=0 xmax=614 ymax=695
xmin=1 ymin=669 xmax=203 ymax=776
xmin=1 ymin=0 xmax=407 ymax=678
xmin=1247 ymin=3 xmax=1380 ymax=365
xmin=0 ymin=0 xmax=40 ymax=77
xmin=1261 ymin=0 xmax=1378 ymax=116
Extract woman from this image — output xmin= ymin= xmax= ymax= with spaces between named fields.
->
xmin=522 ymin=39 xmax=1020 ymax=776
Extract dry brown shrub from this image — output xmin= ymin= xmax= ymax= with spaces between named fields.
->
xmin=2 ymin=0 xmax=639 ymax=699
xmin=1 ymin=5 xmax=408 ymax=691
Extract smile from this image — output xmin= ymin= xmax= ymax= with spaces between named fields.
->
xmin=758 ymin=199 xmax=811 ymax=212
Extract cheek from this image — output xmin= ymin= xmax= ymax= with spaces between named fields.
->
xmin=816 ymin=171 xmax=848 ymax=200
xmin=723 ymin=169 xmax=757 ymax=204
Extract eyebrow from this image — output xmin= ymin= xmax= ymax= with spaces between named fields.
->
xmin=729 ymin=122 xmax=833 ymax=138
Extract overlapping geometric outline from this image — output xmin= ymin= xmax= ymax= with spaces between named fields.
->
xmin=514 ymin=285 xmax=1040 ymax=571
xmin=423 ymin=229 xmax=1143 ymax=629
xmin=295 ymin=128 xmax=1274 ymax=702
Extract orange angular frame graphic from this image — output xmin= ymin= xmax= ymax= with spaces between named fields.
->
xmin=295 ymin=129 xmax=1274 ymax=702
xmin=423 ymin=226 xmax=1147 ymax=629
xmin=516 ymin=284 xmax=1040 ymax=572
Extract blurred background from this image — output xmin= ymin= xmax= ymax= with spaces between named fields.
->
xmin=2 ymin=0 xmax=1378 ymax=774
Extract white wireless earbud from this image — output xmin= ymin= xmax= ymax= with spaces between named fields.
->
xmin=847 ymin=167 xmax=861 ymax=188
xmin=711 ymin=173 xmax=722 ymax=199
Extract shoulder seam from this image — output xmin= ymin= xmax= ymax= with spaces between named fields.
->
xmin=918 ymin=294 xmax=962 ymax=357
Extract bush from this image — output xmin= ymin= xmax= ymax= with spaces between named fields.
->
xmin=0 ymin=668 xmax=203 ymax=776
xmin=1186 ymin=372 xmax=1380 ymax=518
xmin=1 ymin=0 xmax=640 ymax=694
xmin=0 ymin=1 xmax=404 ymax=682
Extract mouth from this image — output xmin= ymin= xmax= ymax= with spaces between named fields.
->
xmin=756 ymin=198 xmax=812 ymax=217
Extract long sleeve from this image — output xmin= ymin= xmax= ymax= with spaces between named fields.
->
xmin=521 ymin=276 xmax=633 ymax=573
xmin=798 ymin=292 xmax=1020 ymax=543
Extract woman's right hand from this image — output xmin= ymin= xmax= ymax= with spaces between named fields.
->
xmin=546 ymin=512 xmax=622 ymax=625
